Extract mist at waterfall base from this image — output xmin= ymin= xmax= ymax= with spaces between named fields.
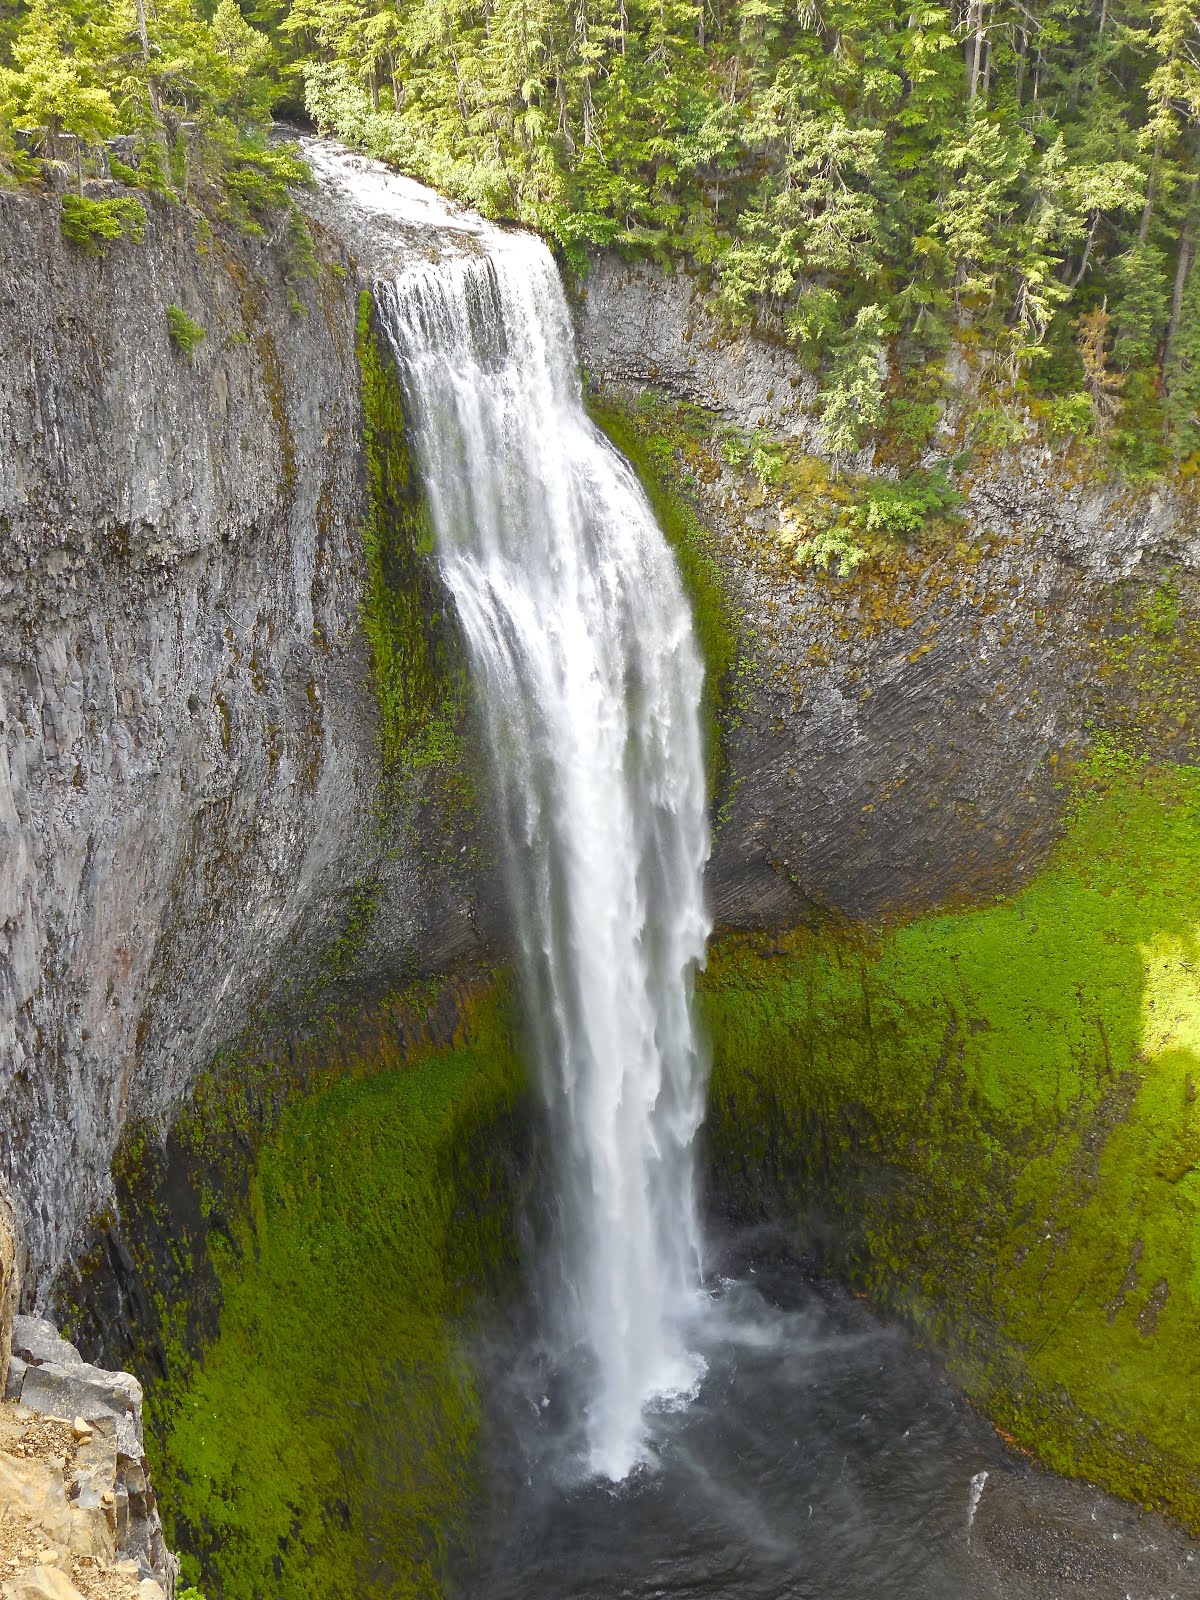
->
xmin=303 ymin=145 xmax=1198 ymax=1600
xmin=455 ymin=1233 xmax=1196 ymax=1600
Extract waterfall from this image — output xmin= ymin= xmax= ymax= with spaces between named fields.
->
xmin=315 ymin=147 xmax=712 ymax=1479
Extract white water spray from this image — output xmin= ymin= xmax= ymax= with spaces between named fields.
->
xmin=306 ymin=146 xmax=713 ymax=1479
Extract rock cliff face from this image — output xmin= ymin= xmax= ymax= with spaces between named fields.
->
xmin=0 ymin=187 xmax=493 ymax=1298
xmin=4 ymin=169 xmax=1197 ymax=1318
xmin=577 ymin=254 xmax=1200 ymax=928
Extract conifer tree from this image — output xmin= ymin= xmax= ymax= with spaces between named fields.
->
xmin=0 ymin=0 xmax=116 ymax=191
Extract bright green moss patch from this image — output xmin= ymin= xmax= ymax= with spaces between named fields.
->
xmin=701 ymin=762 xmax=1200 ymax=1527
xmin=139 ymin=981 xmax=525 ymax=1600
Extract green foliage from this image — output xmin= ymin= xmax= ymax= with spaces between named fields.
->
xmin=1165 ymin=258 xmax=1200 ymax=460
xmin=701 ymin=761 xmax=1200 ymax=1529
xmin=1047 ymin=391 xmax=1099 ymax=441
xmin=886 ymin=395 xmax=943 ymax=458
xmin=1111 ymin=369 xmax=1172 ymax=482
xmin=59 ymin=192 xmax=144 ymax=251
xmin=0 ymin=0 xmax=115 ymax=168
xmin=4 ymin=0 xmax=1195 ymax=472
xmin=1112 ymin=243 xmax=1171 ymax=371
xmin=852 ymin=466 xmax=961 ymax=540
xmin=0 ymin=0 xmax=308 ymax=230
xmin=970 ymin=401 xmax=1030 ymax=452
xmin=166 ymin=303 xmax=206 ymax=357
xmin=748 ymin=431 xmax=784 ymax=487
xmin=788 ymin=525 xmax=869 ymax=579
xmin=264 ymin=0 xmax=1198 ymax=475
xmin=818 ymin=305 xmax=889 ymax=467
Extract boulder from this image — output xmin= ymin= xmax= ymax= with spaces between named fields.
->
xmin=1 ymin=1568 xmax=85 ymax=1600
xmin=17 ymin=1365 xmax=142 ymax=1445
xmin=9 ymin=1321 xmax=82 ymax=1371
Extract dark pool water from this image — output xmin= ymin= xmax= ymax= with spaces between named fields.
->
xmin=453 ymin=1233 xmax=1200 ymax=1600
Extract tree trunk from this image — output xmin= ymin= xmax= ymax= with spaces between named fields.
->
xmin=1013 ymin=27 xmax=1029 ymax=104
xmin=966 ymin=0 xmax=986 ymax=100
xmin=1165 ymin=174 xmax=1200 ymax=364
xmin=133 ymin=0 xmax=160 ymax=121
xmin=1139 ymin=136 xmax=1163 ymax=245
xmin=1069 ymin=211 xmax=1099 ymax=289
xmin=134 ymin=0 xmax=171 ymax=182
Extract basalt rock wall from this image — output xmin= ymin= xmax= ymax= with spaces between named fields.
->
xmin=577 ymin=253 xmax=1200 ymax=928
xmin=0 ymin=186 xmax=496 ymax=1298
xmin=5 ymin=182 xmax=1198 ymax=1315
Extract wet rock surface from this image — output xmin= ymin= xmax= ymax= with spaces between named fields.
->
xmin=971 ymin=1463 xmax=1200 ymax=1597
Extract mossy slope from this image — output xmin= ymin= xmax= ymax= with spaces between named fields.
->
xmin=53 ymin=979 xmax=527 ymax=1600
xmin=153 ymin=985 xmax=523 ymax=1600
xmin=701 ymin=761 xmax=1200 ymax=1526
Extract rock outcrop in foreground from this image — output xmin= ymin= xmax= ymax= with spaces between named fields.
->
xmin=0 ymin=1317 xmax=174 ymax=1600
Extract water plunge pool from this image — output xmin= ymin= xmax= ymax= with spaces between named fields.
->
xmin=455 ymin=1233 xmax=1199 ymax=1600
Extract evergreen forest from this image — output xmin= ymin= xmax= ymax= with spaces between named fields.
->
xmin=2 ymin=0 xmax=1198 ymax=471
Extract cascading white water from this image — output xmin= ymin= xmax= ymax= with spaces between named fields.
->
xmin=306 ymin=144 xmax=712 ymax=1479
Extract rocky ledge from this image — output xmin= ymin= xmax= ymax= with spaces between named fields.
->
xmin=0 ymin=1318 xmax=175 ymax=1600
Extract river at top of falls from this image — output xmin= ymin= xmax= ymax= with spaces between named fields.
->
xmin=304 ymin=139 xmax=712 ymax=1482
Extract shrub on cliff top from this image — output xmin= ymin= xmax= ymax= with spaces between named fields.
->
xmin=59 ymin=194 xmax=145 ymax=254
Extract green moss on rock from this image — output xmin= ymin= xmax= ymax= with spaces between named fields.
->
xmin=701 ymin=761 xmax=1200 ymax=1527
xmin=356 ymin=290 xmax=473 ymax=813
xmin=60 ymin=977 xmax=527 ymax=1600
xmin=585 ymin=390 xmax=744 ymax=798
xmin=161 ymin=988 xmax=523 ymax=1599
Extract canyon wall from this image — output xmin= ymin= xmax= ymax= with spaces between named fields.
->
xmin=4 ymin=173 xmax=1198 ymax=1347
xmin=3 ymin=165 xmax=1199 ymax=1559
xmin=577 ymin=253 xmax=1200 ymax=929
xmin=0 ymin=185 xmax=495 ymax=1297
